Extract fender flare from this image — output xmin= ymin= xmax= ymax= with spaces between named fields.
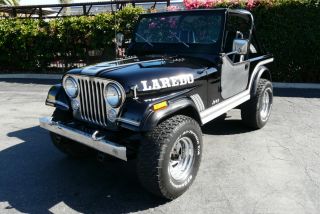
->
xmin=251 ymin=65 xmax=272 ymax=96
xmin=140 ymin=98 xmax=201 ymax=131
xmin=45 ymin=84 xmax=70 ymax=111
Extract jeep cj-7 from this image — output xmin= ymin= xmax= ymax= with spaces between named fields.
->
xmin=40 ymin=9 xmax=274 ymax=199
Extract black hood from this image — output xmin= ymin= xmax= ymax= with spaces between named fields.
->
xmin=68 ymin=56 xmax=217 ymax=94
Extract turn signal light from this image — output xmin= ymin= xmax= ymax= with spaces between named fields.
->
xmin=153 ymin=101 xmax=168 ymax=111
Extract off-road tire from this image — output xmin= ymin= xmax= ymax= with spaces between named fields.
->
xmin=50 ymin=109 xmax=94 ymax=158
xmin=137 ymin=115 xmax=203 ymax=200
xmin=241 ymin=78 xmax=273 ymax=129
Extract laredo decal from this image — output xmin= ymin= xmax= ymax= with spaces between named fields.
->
xmin=141 ymin=74 xmax=194 ymax=91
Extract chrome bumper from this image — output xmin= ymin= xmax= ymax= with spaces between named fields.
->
xmin=39 ymin=117 xmax=127 ymax=161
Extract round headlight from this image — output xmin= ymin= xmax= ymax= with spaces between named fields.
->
xmin=64 ymin=76 xmax=78 ymax=98
xmin=105 ymin=83 xmax=122 ymax=108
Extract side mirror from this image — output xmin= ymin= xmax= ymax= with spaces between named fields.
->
xmin=115 ymin=32 xmax=124 ymax=47
xmin=232 ymin=39 xmax=249 ymax=55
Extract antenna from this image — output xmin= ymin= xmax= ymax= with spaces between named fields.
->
xmin=111 ymin=0 xmax=117 ymax=59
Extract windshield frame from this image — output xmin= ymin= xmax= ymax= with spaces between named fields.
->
xmin=129 ymin=9 xmax=227 ymax=57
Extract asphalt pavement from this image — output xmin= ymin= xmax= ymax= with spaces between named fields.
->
xmin=0 ymin=79 xmax=319 ymax=214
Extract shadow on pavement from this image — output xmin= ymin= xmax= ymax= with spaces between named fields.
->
xmin=1 ymin=126 xmax=166 ymax=214
xmin=202 ymin=116 xmax=253 ymax=135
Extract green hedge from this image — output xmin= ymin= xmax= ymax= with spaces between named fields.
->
xmin=253 ymin=0 xmax=320 ymax=82
xmin=0 ymin=5 xmax=144 ymax=71
xmin=0 ymin=2 xmax=319 ymax=82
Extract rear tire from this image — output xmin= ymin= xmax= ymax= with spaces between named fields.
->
xmin=50 ymin=109 xmax=94 ymax=158
xmin=241 ymin=79 xmax=273 ymax=129
xmin=137 ymin=115 xmax=202 ymax=200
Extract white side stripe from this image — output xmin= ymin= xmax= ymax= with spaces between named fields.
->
xmin=194 ymin=94 xmax=205 ymax=111
xmin=200 ymin=91 xmax=250 ymax=124
xmin=190 ymin=94 xmax=205 ymax=112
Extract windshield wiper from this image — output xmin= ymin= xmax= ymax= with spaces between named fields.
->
xmin=135 ymin=33 xmax=154 ymax=47
xmin=169 ymin=31 xmax=190 ymax=48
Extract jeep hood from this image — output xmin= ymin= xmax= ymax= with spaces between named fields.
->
xmin=68 ymin=57 xmax=215 ymax=94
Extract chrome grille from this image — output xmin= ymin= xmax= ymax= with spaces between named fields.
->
xmin=77 ymin=77 xmax=108 ymax=127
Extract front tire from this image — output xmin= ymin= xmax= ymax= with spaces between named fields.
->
xmin=241 ymin=78 xmax=273 ymax=129
xmin=50 ymin=109 xmax=94 ymax=158
xmin=137 ymin=115 xmax=202 ymax=200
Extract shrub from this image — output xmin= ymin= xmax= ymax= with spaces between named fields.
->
xmin=0 ymin=5 xmax=144 ymax=72
xmin=254 ymin=0 xmax=320 ymax=82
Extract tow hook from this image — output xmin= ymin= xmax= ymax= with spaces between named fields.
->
xmin=91 ymin=130 xmax=104 ymax=141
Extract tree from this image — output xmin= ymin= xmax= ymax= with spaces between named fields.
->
xmin=0 ymin=0 xmax=19 ymax=6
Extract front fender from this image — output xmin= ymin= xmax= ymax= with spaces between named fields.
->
xmin=45 ymin=84 xmax=70 ymax=111
xmin=140 ymin=98 xmax=200 ymax=131
xmin=118 ymin=88 xmax=200 ymax=132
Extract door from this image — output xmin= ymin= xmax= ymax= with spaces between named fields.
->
xmin=221 ymin=55 xmax=250 ymax=99
xmin=220 ymin=13 xmax=252 ymax=99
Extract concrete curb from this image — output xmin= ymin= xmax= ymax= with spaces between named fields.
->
xmin=0 ymin=74 xmax=320 ymax=89
xmin=0 ymin=74 xmax=62 ymax=80
xmin=273 ymin=82 xmax=320 ymax=89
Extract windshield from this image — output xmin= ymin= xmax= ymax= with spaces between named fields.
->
xmin=135 ymin=13 xmax=223 ymax=45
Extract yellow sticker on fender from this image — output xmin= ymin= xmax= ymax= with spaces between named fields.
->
xmin=153 ymin=101 xmax=168 ymax=111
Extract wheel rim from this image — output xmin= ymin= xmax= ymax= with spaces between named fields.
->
xmin=168 ymin=136 xmax=195 ymax=182
xmin=260 ymin=88 xmax=272 ymax=122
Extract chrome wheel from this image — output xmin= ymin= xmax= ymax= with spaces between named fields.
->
xmin=168 ymin=136 xmax=195 ymax=182
xmin=260 ymin=88 xmax=272 ymax=122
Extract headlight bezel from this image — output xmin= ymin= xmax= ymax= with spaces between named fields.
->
xmin=63 ymin=76 xmax=79 ymax=98
xmin=104 ymin=82 xmax=123 ymax=108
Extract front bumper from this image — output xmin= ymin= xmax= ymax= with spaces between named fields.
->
xmin=39 ymin=117 xmax=127 ymax=161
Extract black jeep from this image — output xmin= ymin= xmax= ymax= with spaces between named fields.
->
xmin=40 ymin=8 xmax=273 ymax=200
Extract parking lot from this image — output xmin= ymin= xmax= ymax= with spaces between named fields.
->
xmin=0 ymin=79 xmax=319 ymax=214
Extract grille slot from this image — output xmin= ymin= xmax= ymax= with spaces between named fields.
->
xmin=77 ymin=77 xmax=107 ymax=127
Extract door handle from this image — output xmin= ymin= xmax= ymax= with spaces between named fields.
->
xmin=245 ymin=64 xmax=249 ymax=70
